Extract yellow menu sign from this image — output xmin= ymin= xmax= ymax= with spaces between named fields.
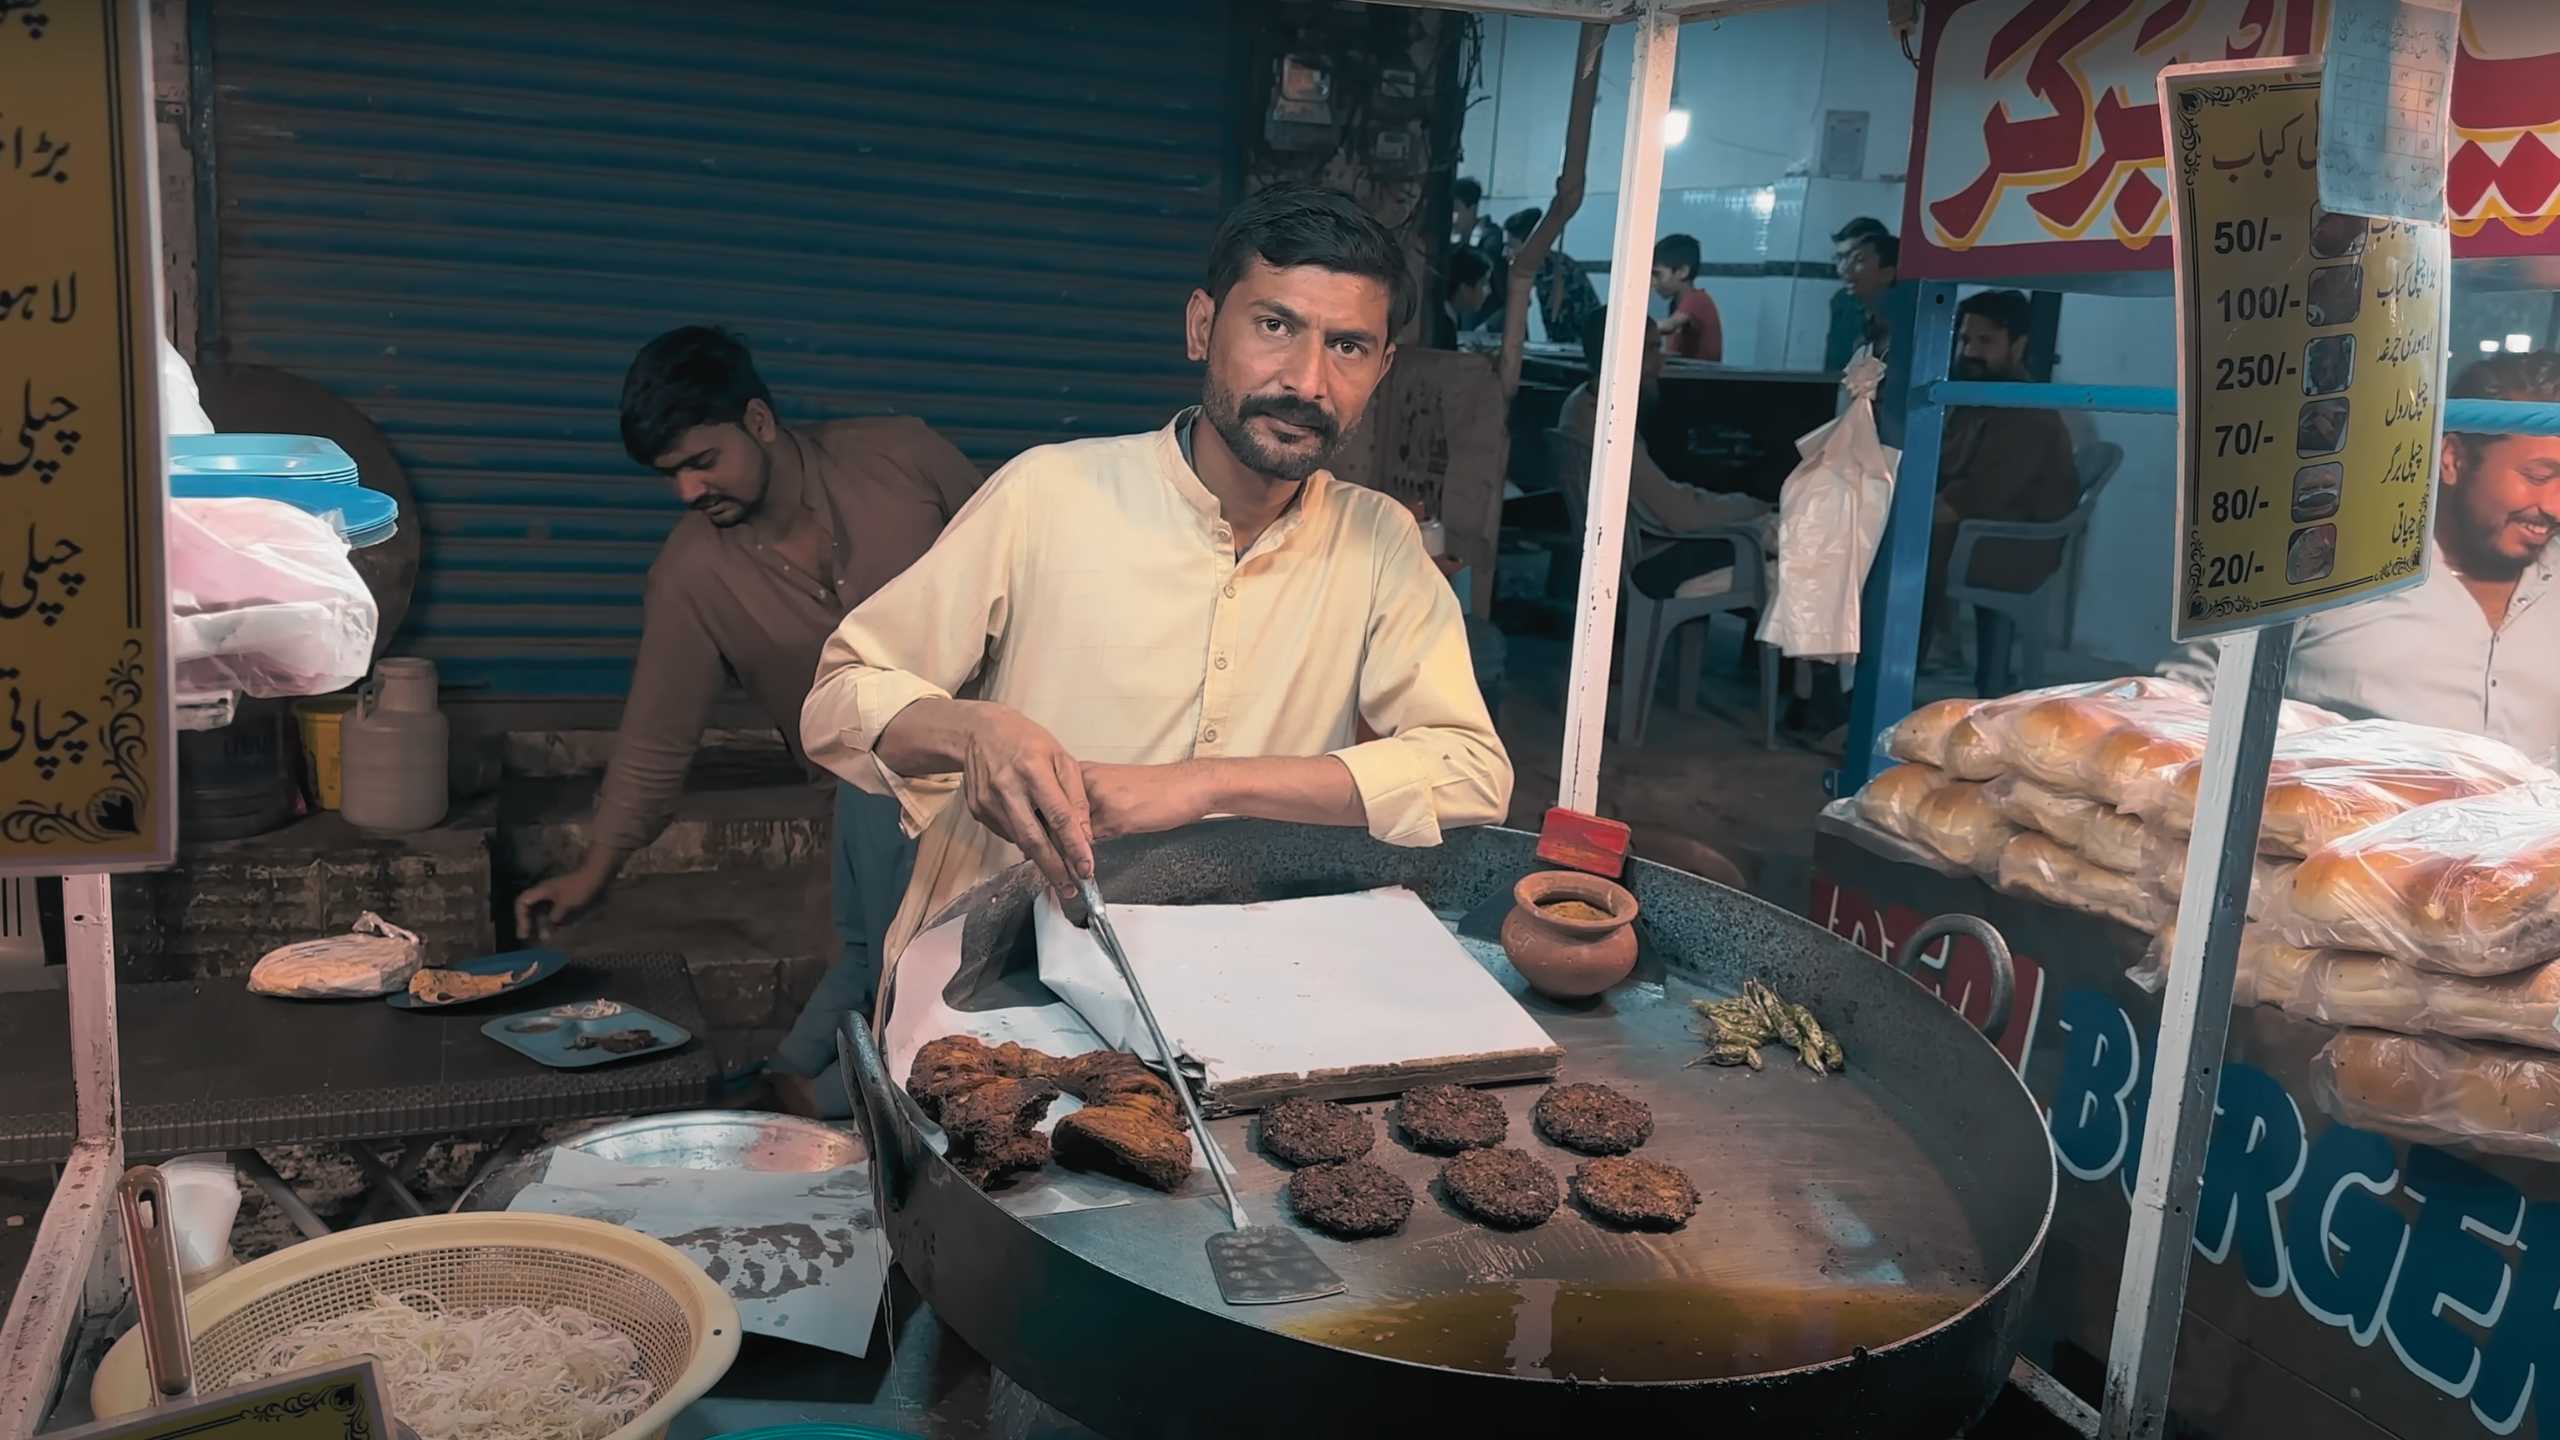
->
xmin=0 ymin=0 xmax=173 ymax=871
xmin=52 ymin=1362 xmax=395 ymax=1440
xmin=2161 ymin=59 xmax=2448 ymax=642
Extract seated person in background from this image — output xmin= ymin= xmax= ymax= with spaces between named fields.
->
xmin=1927 ymin=289 xmax=2077 ymax=694
xmin=1502 ymin=207 xmax=1603 ymax=344
xmin=2160 ymin=351 xmax=2559 ymax=765
xmin=1650 ymin=234 xmax=1724 ymax=361
xmin=1560 ymin=310 xmax=1770 ymax=598
xmin=1437 ymin=249 xmax=1493 ymax=350
xmin=1451 ymin=175 xmax=1509 ymax=323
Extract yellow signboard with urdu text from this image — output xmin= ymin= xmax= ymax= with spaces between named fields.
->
xmin=2161 ymin=59 xmax=2450 ymax=642
xmin=0 ymin=0 xmax=174 ymax=871
xmin=51 ymin=1362 xmax=395 ymax=1440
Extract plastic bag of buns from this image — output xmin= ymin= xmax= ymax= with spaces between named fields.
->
xmin=1933 ymin=676 xmax=2206 ymax=782
xmin=2288 ymin=951 xmax=2560 ymax=1053
xmin=2273 ymin=780 xmax=2560 ymax=976
xmin=2131 ymin=922 xmax=2325 ymax=1008
xmin=1996 ymin=833 xmax=2162 ymax=932
xmin=2080 ymin=805 xmax=2152 ymax=873
xmin=1909 ymin=780 xmax=2018 ymax=874
xmin=2146 ymin=721 xmax=2551 ymax=857
xmin=2138 ymin=831 xmax=2299 ymax=922
xmin=1854 ymin=763 xmax=1950 ymax=842
xmin=1878 ymin=680 xmax=2181 ymax=770
xmin=2078 ymin=698 xmax=2345 ymax=808
xmin=1987 ymin=693 xmax=2208 ymax=792
xmin=2313 ymin=1030 xmax=2560 ymax=1160
xmin=1984 ymin=774 xmax=2103 ymax=849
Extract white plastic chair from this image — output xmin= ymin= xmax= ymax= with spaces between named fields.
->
xmin=1946 ymin=441 xmax=2122 ymax=692
xmin=1547 ymin=428 xmax=1780 ymax=749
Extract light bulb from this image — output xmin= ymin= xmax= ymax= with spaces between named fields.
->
xmin=2508 ymin=333 xmax=2532 ymax=353
xmin=1663 ymin=107 xmax=1692 ymax=147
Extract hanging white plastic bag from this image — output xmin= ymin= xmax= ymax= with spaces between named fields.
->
xmin=168 ymin=497 xmax=378 ymax=701
xmin=1759 ymin=351 xmax=1901 ymax=663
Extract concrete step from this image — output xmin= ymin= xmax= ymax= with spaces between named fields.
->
xmin=495 ymin=760 xmax=833 ymax=883
xmin=542 ymin=867 xmax=836 ymax=1034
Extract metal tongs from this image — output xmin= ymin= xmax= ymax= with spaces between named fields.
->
xmin=118 ymin=1165 xmax=194 ymax=1404
xmin=1056 ymin=857 xmax=1346 ymax=1307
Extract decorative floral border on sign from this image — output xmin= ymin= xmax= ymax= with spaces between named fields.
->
xmin=0 ymin=637 xmax=148 ymax=846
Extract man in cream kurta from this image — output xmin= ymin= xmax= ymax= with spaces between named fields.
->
xmin=801 ymin=184 xmax=1514 ymax=976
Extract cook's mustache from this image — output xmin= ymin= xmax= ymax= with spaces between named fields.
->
xmin=1240 ymin=395 xmax=1337 ymax=438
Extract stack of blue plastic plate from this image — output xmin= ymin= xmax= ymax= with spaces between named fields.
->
xmin=169 ymin=433 xmax=399 ymax=549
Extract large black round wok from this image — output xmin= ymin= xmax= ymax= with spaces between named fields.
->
xmin=840 ymin=821 xmax=2054 ymax=1438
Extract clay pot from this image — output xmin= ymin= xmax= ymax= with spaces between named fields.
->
xmin=1500 ymin=870 xmax=1640 ymax=999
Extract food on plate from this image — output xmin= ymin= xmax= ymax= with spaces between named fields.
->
xmin=1287 ymin=1159 xmax=1416 ymax=1238
xmin=1691 ymin=978 xmax=1842 ymax=1075
xmin=563 ymin=1027 xmax=660 ymax=1055
xmin=407 ymin=962 xmax=536 ymax=1007
xmin=236 ymin=1291 xmax=652 ymax=1440
xmin=1570 ymin=1156 xmax=1701 ymax=1230
xmin=2313 ymin=1029 xmax=2560 ymax=1160
xmin=1391 ymin=1083 xmax=1508 ymax=1154
xmin=1260 ymin=1097 xmax=1376 ymax=1167
xmin=1439 ymin=1146 xmax=1561 ymax=1229
xmin=1533 ymin=1082 xmax=1655 ymax=1155
xmin=905 ymin=1034 xmax=1193 ymax=1191
xmin=1854 ymin=763 xmax=1947 ymax=842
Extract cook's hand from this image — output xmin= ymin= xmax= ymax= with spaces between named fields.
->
xmin=960 ymin=703 xmax=1093 ymax=899
xmin=516 ymin=862 xmax=610 ymax=940
xmin=1082 ymin=761 xmax=1218 ymax=842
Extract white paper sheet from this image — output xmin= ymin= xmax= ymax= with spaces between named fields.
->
xmin=2319 ymin=0 xmax=2459 ymax=223
xmin=1033 ymin=886 xmax=1558 ymax=1099
xmin=507 ymin=1148 xmax=887 ymax=1357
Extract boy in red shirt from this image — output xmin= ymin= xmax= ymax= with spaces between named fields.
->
xmin=1651 ymin=233 xmax=1723 ymax=362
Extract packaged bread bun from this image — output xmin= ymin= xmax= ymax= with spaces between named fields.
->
xmin=2153 ymin=721 xmax=2550 ymax=857
xmin=1985 ymin=774 xmax=2103 ymax=849
xmin=1910 ymin=780 xmax=2019 ymax=874
xmin=2313 ymin=1029 xmax=2560 ymax=1160
xmin=2276 ymin=780 xmax=2560 ymax=976
xmin=1883 ymin=699 xmax=1985 ymax=769
xmin=2080 ymin=698 xmax=2347 ymax=809
xmin=1996 ymin=833 xmax=2163 ymax=932
xmin=1928 ymin=676 xmax=2207 ymax=782
xmin=2138 ymin=921 xmax=2326 ymax=1008
xmin=1855 ymin=763 xmax=1950 ymax=842
xmin=2288 ymin=952 xmax=2560 ymax=1052
xmin=2080 ymin=804 xmax=2151 ymax=874
xmin=2138 ymin=831 xmax=2299 ymax=921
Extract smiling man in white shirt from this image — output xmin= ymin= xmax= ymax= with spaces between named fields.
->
xmin=800 ymin=184 xmax=1513 ymax=977
xmin=2163 ymin=351 xmax=2560 ymax=765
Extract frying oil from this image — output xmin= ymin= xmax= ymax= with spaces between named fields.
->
xmin=1282 ymin=1280 xmax=1974 ymax=1382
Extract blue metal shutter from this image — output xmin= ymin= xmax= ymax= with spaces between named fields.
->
xmin=208 ymin=0 xmax=1235 ymax=696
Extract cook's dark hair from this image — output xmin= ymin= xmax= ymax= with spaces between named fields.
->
xmin=1956 ymin=288 xmax=2033 ymax=340
xmin=1205 ymin=182 xmax=1415 ymax=334
xmin=1832 ymin=216 xmax=1889 ymax=245
xmin=1503 ymin=207 xmax=1543 ymax=242
xmin=1447 ymin=248 xmax=1491 ymax=295
xmin=620 ymin=325 xmax=771 ymax=466
xmin=1654 ymin=233 xmax=1703 ymax=280
xmin=2448 ymin=351 xmax=2560 ymax=472
xmin=1453 ymin=176 xmax=1484 ymax=207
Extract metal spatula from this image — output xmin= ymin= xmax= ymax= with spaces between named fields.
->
xmin=1062 ymin=866 xmax=1345 ymax=1306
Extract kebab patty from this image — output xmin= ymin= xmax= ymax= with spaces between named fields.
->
xmin=1571 ymin=1156 xmax=1700 ymax=1230
xmin=1287 ymin=1160 xmax=1416 ymax=1238
xmin=1439 ymin=1146 xmax=1561 ymax=1229
xmin=1533 ymin=1082 xmax=1655 ymax=1155
xmin=1391 ymin=1083 xmax=1508 ymax=1154
xmin=1260 ymin=1097 xmax=1376 ymax=1168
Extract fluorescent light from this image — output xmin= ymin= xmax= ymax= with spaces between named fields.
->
xmin=1750 ymin=186 xmax=1777 ymax=219
xmin=1663 ymin=107 xmax=1691 ymax=147
xmin=2508 ymin=333 xmax=2533 ymax=353
xmin=2483 ymin=339 xmax=2504 ymax=353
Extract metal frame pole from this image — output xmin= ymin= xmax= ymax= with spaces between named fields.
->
xmin=0 ymin=876 xmax=130 ymax=1436
xmin=1557 ymin=0 xmax=1679 ymax=812
xmin=2099 ymin=625 xmax=2295 ymax=1438
xmin=1840 ymin=281 xmax=1957 ymax=794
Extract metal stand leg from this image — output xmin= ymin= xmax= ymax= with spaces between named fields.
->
xmin=348 ymin=1143 xmax=428 ymax=1220
xmin=232 ymin=1150 xmax=330 ymax=1241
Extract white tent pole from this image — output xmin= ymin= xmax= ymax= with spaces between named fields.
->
xmin=1557 ymin=0 xmax=1679 ymax=813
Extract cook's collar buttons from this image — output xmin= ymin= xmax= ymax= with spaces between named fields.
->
xmin=1223 ymin=584 xmax=1237 ymax=598
xmin=1202 ymin=728 xmax=1219 ymax=743
xmin=1215 ymin=656 xmax=1229 ymax=670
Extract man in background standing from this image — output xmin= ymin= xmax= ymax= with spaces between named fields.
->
xmin=1927 ymin=290 xmax=2077 ymax=694
xmin=514 ymin=326 xmax=983 ymax=1115
xmin=1451 ymin=175 xmax=1507 ymax=326
xmin=1825 ymin=218 xmax=1890 ymax=371
xmin=1651 ymin=234 xmax=1724 ymax=362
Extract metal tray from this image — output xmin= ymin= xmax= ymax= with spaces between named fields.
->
xmin=482 ymin=1003 xmax=691 ymax=1069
